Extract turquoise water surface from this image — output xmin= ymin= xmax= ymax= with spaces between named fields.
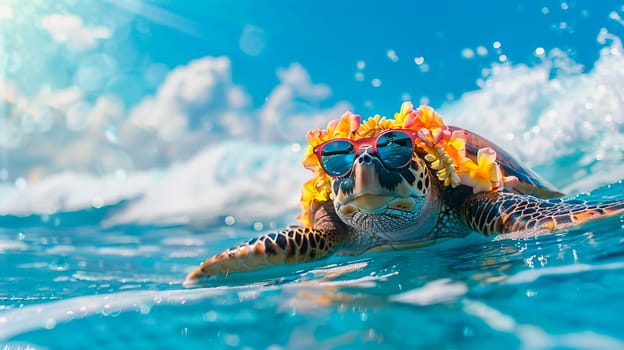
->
xmin=2 ymin=1 xmax=624 ymax=349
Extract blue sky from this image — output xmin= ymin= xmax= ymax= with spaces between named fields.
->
xmin=105 ymin=0 xmax=620 ymax=110
xmin=5 ymin=1 xmax=621 ymax=108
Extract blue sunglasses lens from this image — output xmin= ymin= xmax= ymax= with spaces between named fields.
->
xmin=376 ymin=131 xmax=413 ymax=168
xmin=320 ymin=140 xmax=355 ymax=177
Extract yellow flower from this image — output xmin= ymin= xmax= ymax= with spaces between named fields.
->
xmin=297 ymin=174 xmax=332 ymax=227
xmin=358 ymin=114 xmax=394 ymax=138
xmin=458 ymin=147 xmax=500 ymax=194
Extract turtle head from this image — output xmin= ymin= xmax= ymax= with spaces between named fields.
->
xmin=331 ymin=147 xmax=440 ymax=243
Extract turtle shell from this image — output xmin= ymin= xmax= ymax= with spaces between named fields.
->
xmin=450 ymin=126 xmax=565 ymax=199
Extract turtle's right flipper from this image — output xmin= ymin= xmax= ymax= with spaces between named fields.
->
xmin=461 ymin=191 xmax=624 ymax=235
xmin=185 ymin=227 xmax=341 ymax=282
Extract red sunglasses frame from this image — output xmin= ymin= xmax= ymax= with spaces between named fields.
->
xmin=312 ymin=129 xmax=419 ymax=177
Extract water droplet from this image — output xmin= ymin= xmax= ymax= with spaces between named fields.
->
xmin=535 ymin=47 xmax=545 ymax=56
xmin=356 ymin=60 xmax=366 ymax=70
xmin=386 ymin=49 xmax=399 ymax=62
xmin=414 ymin=56 xmax=425 ymax=65
xmin=17 ymin=232 xmax=25 ymax=241
xmin=139 ymin=303 xmax=151 ymax=314
xmin=224 ymin=216 xmax=235 ymax=225
xmin=102 ymin=304 xmax=112 ymax=316
xmin=371 ymin=78 xmax=382 ymax=88
xmin=45 ymin=318 xmax=56 ymax=329
xmin=461 ymin=48 xmax=475 ymax=59
xmin=476 ymin=46 xmax=488 ymax=56
xmin=493 ymin=41 xmax=502 ymax=49
xmin=239 ymin=25 xmax=266 ymax=56
xmin=224 ymin=334 xmax=240 ymax=347
xmin=253 ymin=222 xmax=264 ymax=231
xmin=354 ymin=71 xmax=365 ymax=81
xmin=204 ymin=310 xmax=218 ymax=322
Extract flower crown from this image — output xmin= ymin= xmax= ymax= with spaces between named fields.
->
xmin=298 ymin=102 xmax=518 ymax=228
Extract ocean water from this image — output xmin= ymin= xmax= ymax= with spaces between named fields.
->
xmin=2 ymin=2 xmax=624 ymax=349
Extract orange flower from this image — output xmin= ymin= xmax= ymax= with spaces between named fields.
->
xmin=446 ymin=129 xmax=467 ymax=165
xmin=327 ymin=111 xmax=359 ymax=139
xmin=413 ymin=105 xmax=445 ymax=131
xmin=393 ymin=101 xmax=418 ymax=128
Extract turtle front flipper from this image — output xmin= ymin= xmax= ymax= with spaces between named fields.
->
xmin=186 ymin=201 xmax=350 ymax=282
xmin=185 ymin=227 xmax=342 ymax=281
xmin=461 ymin=191 xmax=624 ymax=235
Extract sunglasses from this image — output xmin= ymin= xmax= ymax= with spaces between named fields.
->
xmin=313 ymin=129 xmax=418 ymax=177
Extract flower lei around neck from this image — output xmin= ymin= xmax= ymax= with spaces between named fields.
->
xmin=298 ymin=102 xmax=518 ymax=228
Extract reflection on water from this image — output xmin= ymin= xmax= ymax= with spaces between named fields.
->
xmin=2 ymin=193 xmax=624 ymax=348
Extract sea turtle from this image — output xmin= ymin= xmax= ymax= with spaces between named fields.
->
xmin=185 ymin=102 xmax=624 ymax=282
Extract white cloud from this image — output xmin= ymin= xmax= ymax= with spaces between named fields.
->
xmin=37 ymin=85 xmax=84 ymax=117
xmin=128 ymin=57 xmax=349 ymax=150
xmin=126 ymin=56 xmax=253 ymax=161
xmin=1 ymin=57 xmax=350 ymax=181
xmin=0 ymin=83 xmax=130 ymax=178
xmin=40 ymin=14 xmax=111 ymax=52
xmin=276 ymin=63 xmax=331 ymax=100
xmin=259 ymin=63 xmax=347 ymax=141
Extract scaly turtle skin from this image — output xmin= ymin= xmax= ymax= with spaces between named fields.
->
xmin=186 ymin=115 xmax=624 ymax=282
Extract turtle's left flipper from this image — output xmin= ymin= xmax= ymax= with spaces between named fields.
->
xmin=186 ymin=201 xmax=349 ymax=282
xmin=185 ymin=227 xmax=342 ymax=281
xmin=461 ymin=191 xmax=624 ymax=235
